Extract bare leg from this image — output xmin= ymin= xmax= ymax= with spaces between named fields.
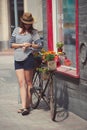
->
xmin=16 ymin=69 xmax=27 ymax=109
xmin=24 ymin=69 xmax=33 ymax=108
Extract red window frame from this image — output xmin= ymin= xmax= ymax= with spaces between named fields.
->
xmin=46 ymin=0 xmax=79 ymax=78
xmin=46 ymin=0 xmax=53 ymax=50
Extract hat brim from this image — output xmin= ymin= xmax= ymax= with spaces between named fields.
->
xmin=20 ymin=18 xmax=34 ymax=24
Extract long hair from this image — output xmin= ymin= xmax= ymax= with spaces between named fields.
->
xmin=19 ymin=21 xmax=36 ymax=34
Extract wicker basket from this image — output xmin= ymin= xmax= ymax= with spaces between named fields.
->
xmin=47 ymin=60 xmax=57 ymax=70
xmin=41 ymin=72 xmax=49 ymax=80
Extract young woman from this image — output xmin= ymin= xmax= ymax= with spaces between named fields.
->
xmin=9 ymin=12 xmax=42 ymax=115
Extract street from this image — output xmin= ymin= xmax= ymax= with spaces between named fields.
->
xmin=0 ymin=55 xmax=87 ymax=130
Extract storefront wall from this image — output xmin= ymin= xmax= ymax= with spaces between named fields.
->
xmin=24 ymin=0 xmax=43 ymax=32
xmin=0 ymin=0 xmax=43 ymax=51
xmin=0 ymin=0 xmax=87 ymax=120
xmin=0 ymin=0 xmax=10 ymax=51
xmin=44 ymin=0 xmax=87 ymax=120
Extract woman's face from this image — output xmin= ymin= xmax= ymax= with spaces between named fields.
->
xmin=24 ymin=23 xmax=32 ymax=29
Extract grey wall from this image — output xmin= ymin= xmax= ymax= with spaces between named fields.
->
xmin=42 ymin=0 xmax=48 ymax=50
xmin=55 ymin=0 xmax=87 ymax=120
xmin=79 ymin=0 xmax=87 ymax=80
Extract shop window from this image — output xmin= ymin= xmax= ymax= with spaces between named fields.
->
xmin=10 ymin=0 xmax=23 ymax=33
xmin=56 ymin=0 xmax=79 ymax=78
xmin=55 ymin=0 xmax=79 ymax=77
xmin=56 ymin=0 xmax=76 ymax=66
xmin=47 ymin=0 xmax=79 ymax=78
xmin=56 ymin=0 xmax=79 ymax=77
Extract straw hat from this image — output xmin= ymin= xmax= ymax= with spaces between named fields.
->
xmin=20 ymin=12 xmax=34 ymax=24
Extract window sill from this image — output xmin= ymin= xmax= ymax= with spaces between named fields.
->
xmin=56 ymin=65 xmax=79 ymax=78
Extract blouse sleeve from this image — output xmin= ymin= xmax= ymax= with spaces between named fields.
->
xmin=32 ymin=30 xmax=43 ymax=48
xmin=9 ymin=27 xmax=18 ymax=48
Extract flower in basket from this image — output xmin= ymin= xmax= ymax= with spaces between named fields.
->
xmin=56 ymin=41 xmax=64 ymax=54
xmin=40 ymin=50 xmax=57 ymax=70
xmin=45 ymin=51 xmax=56 ymax=61
xmin=37 ymin=67 xmax=50 ymax=80
xmin=40 ymin=50 xmax=56 ymax=63
xmin=44 ymin=51 xmax=57 ymax=70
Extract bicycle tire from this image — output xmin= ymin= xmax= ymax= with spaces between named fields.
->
xmin=50 ymin=76 xmax=56 ymax=121
xmin=32 ymin=88 xmax=40 ymax=109
xmin=32 ymin=71 xmax=41 ymax=109
xmin=50 ymin=97 xmax=56 ymax=121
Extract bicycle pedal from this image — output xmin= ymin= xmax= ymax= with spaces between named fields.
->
xmin=33 ymin=86 xmax=41 ymax=90
xmin=56 ymin=107 xmax=64 ymax=112
xmin=30 ymin=88 xmax=35 ymax=93
xmin=37 ymin=87 xmax=42 ymax=90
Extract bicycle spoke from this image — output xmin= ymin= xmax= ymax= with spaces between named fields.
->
xmin=32 ymin=71 xmax=41 ymax=109
xmin=32 ymin=70 xmax=44 ymax=108
xmin=42 ymin=96 xmax=50 ymax=108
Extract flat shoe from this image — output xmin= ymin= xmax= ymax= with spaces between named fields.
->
xmin=17 ymin=108 xmax=24 ymax=113
xmin=17 ymin=107 xmax=30 ymax=113
xmin=21 ymin=108 xmax=29 ymax=116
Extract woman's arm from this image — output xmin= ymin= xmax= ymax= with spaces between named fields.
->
xmin=12 ymin=43 xmax=32 ymax=49
xmin=32 ymin=30 xmax=43 ymax=49
xmin=11 ymin=43 xmax=24 ymax=49
xmin=31 ymin=42 xmax=40 ymax=49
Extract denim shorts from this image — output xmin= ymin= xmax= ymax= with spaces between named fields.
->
xmin=14 ymin=54 xmax=35 ymax=70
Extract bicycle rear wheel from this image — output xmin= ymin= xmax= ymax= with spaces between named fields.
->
xmin=32 ymin=71 xmax=41 ymax=109
xmin=50 ymin=75 xmax=56 ymax=121
xmin=50 ymin=96 xmax=56 ymax=121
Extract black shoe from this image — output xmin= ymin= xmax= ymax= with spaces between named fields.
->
xmin=21 ymin=108 xmax=29 ymax=116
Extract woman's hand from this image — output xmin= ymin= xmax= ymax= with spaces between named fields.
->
xmin=22 ymin=43 xmax=32 ymax=51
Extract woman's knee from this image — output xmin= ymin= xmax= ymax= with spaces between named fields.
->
xmin=27 ymin=80 xmax=32 ymax=87
xmin=19 ymin=80 xmax=26 ymax=88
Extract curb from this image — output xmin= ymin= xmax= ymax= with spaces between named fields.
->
xmin=0 ymin=49 xmax=14 ymax=56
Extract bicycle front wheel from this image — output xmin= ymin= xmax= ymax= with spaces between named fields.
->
xmin=32 ymin=87 xmax=40 ymax=109
xmin=32 ymin=71 xmax=41 ymax=109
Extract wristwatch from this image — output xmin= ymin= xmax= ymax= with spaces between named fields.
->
xmin=30 ymin=44 xmax=32 ymax=47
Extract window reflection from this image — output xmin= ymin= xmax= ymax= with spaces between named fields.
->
xmin=64 ymin=29 xmax=76 ymax=67
xmin=57 ymin=0 xmax=76 ymax=68
xmin=63 ymin=0 xmax=76 ymax=67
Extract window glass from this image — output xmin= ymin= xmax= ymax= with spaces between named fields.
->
xmin=57 ymin=0 xmax=76 ymax=68
xmin=63 ymin=0 xmax=76 ymax=68
xmin=10 ymin=0 xmax=23 ymax=33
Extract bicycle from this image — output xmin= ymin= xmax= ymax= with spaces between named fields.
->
xmin=31 ymin=60 xmax=57 ymax=121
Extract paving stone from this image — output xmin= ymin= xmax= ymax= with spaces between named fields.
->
xmin=0 ymin=54 xmax=87 ymax=130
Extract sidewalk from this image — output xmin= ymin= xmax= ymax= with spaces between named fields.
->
xmin=0 ymin=49 xmax=14 ymax=55
xmin=0 ymin=54 xmax=87 ymax=130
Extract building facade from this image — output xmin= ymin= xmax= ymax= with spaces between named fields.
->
xmin=0 ymin=0 xmax=87 ymax=120
xmin=44 ymin=0 xmax=87 ymax=120
xmin=0 ymin=0 xmax=43 ymax=51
